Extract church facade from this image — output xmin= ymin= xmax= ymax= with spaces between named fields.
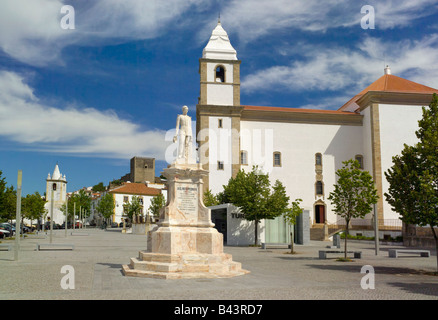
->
xmin=196 ymin=21 xmax=437 ymax=243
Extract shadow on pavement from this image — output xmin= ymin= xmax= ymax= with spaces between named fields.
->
xmin=387 ymin=282 xmax=438 ymax=297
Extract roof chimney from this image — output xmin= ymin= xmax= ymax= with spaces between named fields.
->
xmin=384 ymin=65 xmax=391 ymax=75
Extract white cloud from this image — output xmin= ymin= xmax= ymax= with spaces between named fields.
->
xmin=216 ymin=0 xmax=438 ymax=42
xmin=0 ymin=71 xmax=171 ymax=160
xmin=242 ymin=34 xmax=438 ymax=95
xmin=0 ymin=0 xmax=207 ymax=66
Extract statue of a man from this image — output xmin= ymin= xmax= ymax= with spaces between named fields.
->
xmin=173 ymin=105 xmax=193 ymax=162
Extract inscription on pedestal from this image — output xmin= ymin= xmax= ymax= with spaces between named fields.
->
xmin=176 ymin=184 xmax=198 ymax=217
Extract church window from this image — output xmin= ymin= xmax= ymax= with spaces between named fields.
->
xmin=218 ymin=119 xmax=223 ymax=128
xmin=52 ymin=183 xmax=57 ymax=191
xmin=273 ymin=152 xmax=281 ymax=167
xmin=215 ymin=66 xmax=225 ymax=83
xmin=217 ymin=161 xmax=224 ymax=170
xmin=355 ymin=155 xmax=364 ymax=169
xmin=315 ymin=153 xmax=322 ymax=166
xmin=240 ymin=151 xmax=248 ymax=165
xmin=316 ymin=181 xmax=323 ymax=196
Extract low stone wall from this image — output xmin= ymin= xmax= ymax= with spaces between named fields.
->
xmin=403 ymin=224 xmax=438 ymax=248
xmin=131 ymin=223 xmax=154 ymax=235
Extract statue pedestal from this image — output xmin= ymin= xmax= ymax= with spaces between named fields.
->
xmin=122 ymin=162 xmax=249 ymax=279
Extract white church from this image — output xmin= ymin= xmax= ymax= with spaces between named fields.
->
xmin=195 ymin=21 xmax=437 ymax=244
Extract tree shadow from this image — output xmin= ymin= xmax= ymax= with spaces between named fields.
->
xmin=305 ymin=263 xmax=435 ymax=276
xmin=387 ymin=282 xmax=438 ymax=297
xmin=95 ymin=262 xmax=125 ymax=275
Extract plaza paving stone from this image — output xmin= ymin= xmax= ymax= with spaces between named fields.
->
xmin=0 ymin=228 xmax=437 ymax=300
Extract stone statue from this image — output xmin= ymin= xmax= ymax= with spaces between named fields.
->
xmin=173 ymin=105 xmax=193 ymax=163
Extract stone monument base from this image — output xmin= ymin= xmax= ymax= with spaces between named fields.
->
xmin=122 ymin=162 xmax=249 ymax=279
xmin=122 ymin=251 xmax=248 ymax=279
xmin=122 ymin=225 xmax=249 ymax=279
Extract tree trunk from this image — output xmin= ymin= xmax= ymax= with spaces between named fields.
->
xmin=344 ymin=220 xmax=350 ymax=259
xmin=290 ymin=231 xmax=294 ymax=254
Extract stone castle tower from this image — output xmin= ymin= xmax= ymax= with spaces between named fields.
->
xmin=45 ymin=164 xmax=67 ymax=225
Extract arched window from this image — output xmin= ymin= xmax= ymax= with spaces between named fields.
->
xmin=52 ymin=183 xmax=57 ymax=191
xmin=316 ymin=181 xmax=323 ymax=196
xmin=315 ymin=153 xmax=322 ymax=166
xmin=240 ymin=151 xmax=248 ymax=165
xmin=355 ymin=155 xmax=364 ymax=169
xmin=273 ymin=152 xmax=281 ymax=167
xmin=215 ymin=66 xmax=225 ymax=83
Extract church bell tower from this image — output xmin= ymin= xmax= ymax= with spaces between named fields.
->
xmin=196 ymin=19 xmax=243 ymax=194
xmin=45 ymin=164 xmax=67 ymax=225
xmin=198 ymin=19 xmax=241 ymax=106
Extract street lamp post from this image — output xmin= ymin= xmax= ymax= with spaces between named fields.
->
xmin=14 ymin=170 xmax=22 ymax=261
xmin=50 ymin=187 xmax=54 ymax=244
xmin=374 ymin=203 xmax=379 ymax=255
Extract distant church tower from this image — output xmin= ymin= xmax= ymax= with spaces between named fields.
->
xmin=196 ymin=19 xmax=243 ymax=193
xmin=45 ymin=164 xmax=67 ymax=225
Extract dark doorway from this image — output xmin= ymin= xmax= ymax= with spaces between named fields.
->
xmin=211 ymin=208 xmax=227 ymax=244
xmin=315 ymin=205 xmax=325 ymax=224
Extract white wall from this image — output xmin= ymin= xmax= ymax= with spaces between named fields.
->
xmin=240 ymin=120 xmax=363 ymax=225
xmin=378 ymin=103 xmax=424 ymax=220
xmin=113 ymin=194 xmax=157 ymax=223
xmin=208 ymin=116 xmax=233 ymax=195
xmin=206 ymin=84 xmax=234 ymax=106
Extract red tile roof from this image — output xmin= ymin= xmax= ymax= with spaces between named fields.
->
xmin=242 ymin=105 xmax=357 ymax=115
xmin=109 ymin=183 xmax=162 ymax=196
xmin=339 ymin=74 xmax=438 ymax=111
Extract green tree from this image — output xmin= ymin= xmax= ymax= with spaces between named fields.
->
xmin=328 ymin=159 xmax=378 ymax=259
xmin=148 ymin=193 xmax=166 ymax=220
xmin=203 ymin=189 xmax=219 ymax=207
xmin=0 ymin=170 xmax=7 ymax=214
xmin=0 ymin=186 xmax=16 ymax=223
xmin=96 ymin=193 xmax=115 ymax=227
xmin=385 ymin=94 xmax=438 ymax=272
xmin=125 ymin=196 xmax=142 ymax=221
xmin=22 ymin=192 xmax=46 ymax=230
xmin=92 ymin=182 xmax=106 ymax=192
xmin=223 ymin=166 xmax=290 ymax=246
xmin=70 ymin=189 xmax=91 ymax=221
xmin=283 ymin=199 xmax=303 ymax=254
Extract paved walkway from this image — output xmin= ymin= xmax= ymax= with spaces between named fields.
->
xmin=0 ymin=228 xmax=437 ymax=300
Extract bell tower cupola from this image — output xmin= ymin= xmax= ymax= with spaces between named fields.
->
xmin=198 ymin=19 xmax=241 ymax=106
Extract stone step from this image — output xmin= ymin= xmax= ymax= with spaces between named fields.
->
xmin=122 ymin=264 xmax=248 ymax=280
xmin=130 ymin=258 xmax=179 ymax=272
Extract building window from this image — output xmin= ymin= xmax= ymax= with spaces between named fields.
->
xmin=315 ymin=153 xmax=322 ymax=166
xmin=217 ymin=161 xmax=224 ymax=170
xmin=215 ymin=66 xmax=225 ymax=82
xmin=52 ymin=183 xmax=57 ymax=191
xmin=316 ymin=181 xmax=323 ymax=196
xmin=273 ymin=152 xmax=281 ymax=167
xmin=218 ymin=118 xmax=223 ymax=128
xmin=240 ymin=151 xmax=248 ymax=165
xmin=355 ymin=155 xmax=364 ymax=169
xmin=123 ymin=196 xmax=129 ymax=203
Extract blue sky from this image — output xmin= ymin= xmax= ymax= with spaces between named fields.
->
xmin=1 ymin=0 xmax=438 ymax=196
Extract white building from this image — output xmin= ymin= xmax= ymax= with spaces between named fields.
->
xmin=108 ymin=182 xmax=166 ymax=224
xmin=44 ymin=164 xmax=67 ymax=225
xmin=196 ymin=21 xmax=437 ymax=244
